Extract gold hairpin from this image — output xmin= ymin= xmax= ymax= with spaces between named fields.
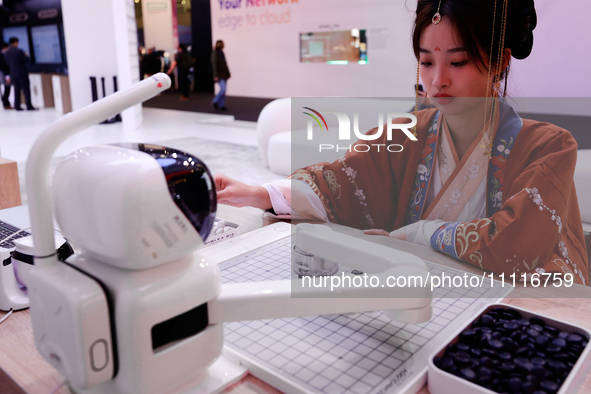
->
xmin=432 ymin=0 xmax=443 ymax=24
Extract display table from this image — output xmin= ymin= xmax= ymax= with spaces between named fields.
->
xmin=51 ymin=75 xmax=72 ymax=114
xmin=29 ymin=73 xmax=55 ymax=109
xmin=0 ymin=158 xmax=21 ymax=209
xmin=0 ymin=204 xmax=590 ymax=394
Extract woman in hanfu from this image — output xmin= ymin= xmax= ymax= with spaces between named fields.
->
xmin=214 ymin=0 xmax=589 ymax=285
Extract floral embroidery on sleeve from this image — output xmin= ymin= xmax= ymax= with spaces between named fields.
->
xmin=339 ymin=158 xmax=374 ymax=227
xmin=489 ymin=137 xmax=514 ymax=211
xmin=510 ymin=187 xmax=585 ymax=285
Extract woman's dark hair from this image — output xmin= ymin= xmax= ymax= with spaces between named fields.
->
xmin=215 ymin=40 xmax=224 ymax=50
xmin=413 ymin=0 xmax=537 ymax=95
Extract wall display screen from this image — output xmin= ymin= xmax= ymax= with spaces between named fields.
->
xmin=2 ymin=26 xmax=31 ymax=55
xmin=300 ymin=29 xmax=367 ymax=64
xmin=31 ymin=24 xmax=62 ymax=64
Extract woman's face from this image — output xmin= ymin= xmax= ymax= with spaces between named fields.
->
xmin=418 ymin=19 xmax=492 ymax=115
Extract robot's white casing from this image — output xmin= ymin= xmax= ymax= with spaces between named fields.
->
xmin=52 ymin=145 xmax=203 ymax=270
xmin=65 ymin=252 xmax=223 ymax=394
xmin=28 ymin=261 xmax=114 ymax=389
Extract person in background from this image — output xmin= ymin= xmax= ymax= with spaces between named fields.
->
xmin=4 ymin=37 xmax=35 ymax=111
xmin=168 ymin=44 xmax=193 ymax=101
xmin=211 ymin=40 xmax=230 ymax=111
xmin=141 ymin=47 xmax=162 ymax=79
xmin=0 ymin=41 xmax=12 ymax=110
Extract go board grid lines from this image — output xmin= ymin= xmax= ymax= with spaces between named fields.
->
xmin=220 ymin=236 xmax=512 ymax=394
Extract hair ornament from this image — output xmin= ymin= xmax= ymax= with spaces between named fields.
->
xmin=432 ymin=0 xmax=443 ymax=24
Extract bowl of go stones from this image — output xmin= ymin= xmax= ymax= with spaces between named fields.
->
xmin=428 ymin=304 xmax=591 ymax=394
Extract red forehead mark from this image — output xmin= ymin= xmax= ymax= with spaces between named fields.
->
xmin=435 ymin=47 xmax=442 ymax=52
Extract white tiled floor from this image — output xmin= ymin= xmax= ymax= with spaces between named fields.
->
xmin=0 ymin=107 xmax=258 ymax=163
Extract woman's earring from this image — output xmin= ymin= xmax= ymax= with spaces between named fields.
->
xmin=492 ymin=76 xmax=501 ymax=98
xmin=413 ymin=60 xmax=420 ymax=138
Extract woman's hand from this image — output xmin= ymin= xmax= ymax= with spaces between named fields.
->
xmin=363 ymin=229 xmax=389 ymax=236
xmin=363 ymin=228 xmax=407 ymax=241
xmin=214 ymin=174 xmax=272 ymax=210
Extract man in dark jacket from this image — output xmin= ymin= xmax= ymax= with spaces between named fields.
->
xmin=0 ymin=41 xmax=12 ymax=109
xmin=4 ymin=37 xmax=36 ymax=111
xmin=211 ymin=40 xmax=230 ymax=111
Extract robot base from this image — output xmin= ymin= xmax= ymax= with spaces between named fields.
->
xmin=72 ymin=355 xmax=248 ymax=394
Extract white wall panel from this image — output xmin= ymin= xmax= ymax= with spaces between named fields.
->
xmin=211 ymin=0 xmax=591 ymax=106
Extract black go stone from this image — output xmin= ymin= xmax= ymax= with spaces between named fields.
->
xmin=515 ymin=346 xmax=532 ymax=358
xmin=482 ymin=348 xmax=499 ymax=358
xmin=502 ymin=362 xmax=517 ymax=372
xmin=505 ymin=309 xmax=522 ymax=319
xmin=481 ymin=326 xmax=493 ymax=334
xmin=540 ymin=380 xmax=559 ymax=393
xmin=519 ymin=362 xmax=535 ymax=374
xmin=567 ymin=333 xmax=584 ymax=345
xmin=503 ymin=320 xmax=519 ymax=331
xmin=492 ymin=331 xmax=503 ymax=340
xmin=545 ymin=325 xmax=559 ymax=335
xmin=459 ymin=330 xmax=478 ymax=344
xmin=522 ymin=381 xmax=536 ymax=394
xmin=553 ymin=352 xmax=570 ymax=362
xmin=441 ymin=357 xmax=454 ymax=371
xmin=535 ymin=335 xmax=549 ymax=348
xmin=502 ymin=337 xmax=518 ymax=352
xmin=461 ymin=367 xmax=477 ymax=381
xmin=517 ymin=318 xmax=531 ymax=327
xmin=558 ymin=331 xmax=570 ymax=340
xmin=513 ymin=357 xmax=529 ymax=366
xmin=481 ymin=314 xmax=494 ymax=327
xmin=455 ymin=352 xmax=471 ymax=366
xmin=547 ymin=360 xmax=568 ymax=374
xmin=508 ymin=377 xmax=524 ymax=393
xmin=489 ymin=339 xmax=504 ymax=351
xmin=552 ymin=338 xmax=567 ymax=348
xmin=499 ymin=352 xmax=512 ymax=361
xmin=546 ymin=346 xmax=561 ymax=355
xmin=480 ymin=356 xmax=496 ymax=368
xmin=477 ymin=367 xmax=492 ymax=380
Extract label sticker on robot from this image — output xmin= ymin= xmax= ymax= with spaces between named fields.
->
xmin=151 ymin=221 xmax=178 ymax=248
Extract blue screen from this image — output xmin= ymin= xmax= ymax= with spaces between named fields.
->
xmin=31 ymin=25 xmax=62 ymax=64
xmin=2 ymin=26 xmax=30 ymax=56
